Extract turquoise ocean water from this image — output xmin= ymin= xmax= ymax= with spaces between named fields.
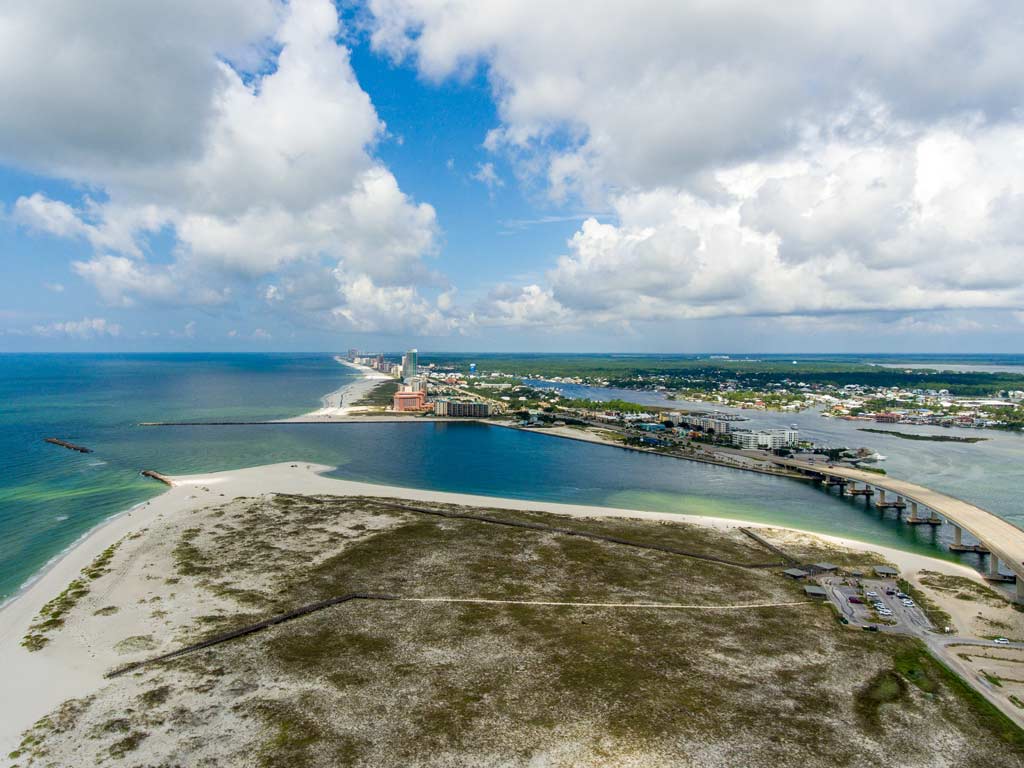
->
xmin=2 ymin=354 xmax=1019 ymax=602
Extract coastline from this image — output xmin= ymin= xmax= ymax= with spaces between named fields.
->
xmin=0 ymin=460 xmax=997 ymax=754
xmin=279 ymin=357 xmax=393 ymax=421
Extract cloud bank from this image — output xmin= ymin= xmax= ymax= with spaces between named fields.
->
xmin=370 ymin=0 xmax=1024 ymax=332
xmin=3 ymin=0 xmax=450 ymax=335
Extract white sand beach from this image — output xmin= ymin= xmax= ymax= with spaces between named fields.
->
xmin=0 ymin=460 xmax=1008 ymax=755
xmin=280 ymin=358 xmax=394 ymax=421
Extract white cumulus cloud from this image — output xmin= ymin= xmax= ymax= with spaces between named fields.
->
xmin=32 ymin=317 xmax=122 ymax=339
xmin=370 ymin=1 xmax=1024 ymax=332
xmin=8 ymin=0 xmax=452 ymax=332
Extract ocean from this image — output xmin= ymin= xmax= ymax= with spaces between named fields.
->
xmin=2 ymin=353 xmax=1021 ymax=602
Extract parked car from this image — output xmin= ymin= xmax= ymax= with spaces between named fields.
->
xmin=863 ymin=625 xmax=879 ymax=632
xmin=865 ymin=591 xmax=878 ymax=597
xmin=848 ymin=596 xmax=863 ymax=604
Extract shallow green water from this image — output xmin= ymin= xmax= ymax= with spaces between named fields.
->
xmin=0 ymin=354 xmax=998 ymax=603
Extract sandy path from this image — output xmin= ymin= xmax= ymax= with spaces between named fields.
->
xmin=398 ymin=597 xmax=816 ymax=610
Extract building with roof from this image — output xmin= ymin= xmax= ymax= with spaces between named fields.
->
xmin=433 ymin=399 xmax=492 ymax=417
xmin=393 ymin=390 xmax=427 ymax=412
xmin=804 ymin=585 xmax=828 ymax=599
xmin=401 ymin=348 xmax=418 ymax=382
xmin=783 ymin=568 xmax=809 ymax=579
xmin=731 ymin=428 xmax=799 ymax=450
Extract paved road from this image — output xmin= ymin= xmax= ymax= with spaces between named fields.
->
xmin=820 ymin=575 xmax=1024 ymax=728
xmin=924 ymin=635 xmax=1024 ymax=729
xmin=774 ymin=457 xmax=1024 ymax=591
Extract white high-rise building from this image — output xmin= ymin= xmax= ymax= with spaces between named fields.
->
xmin=402 ymin=348 xmax=418 ymax=382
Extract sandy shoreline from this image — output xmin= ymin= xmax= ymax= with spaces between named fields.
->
xmin=278 ymin=358 xmax=393 ymax=421
xmin=0 ymin=460 xmax=997 ymax=754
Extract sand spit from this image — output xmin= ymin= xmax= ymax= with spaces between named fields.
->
xmin=279 ymin=359 xmax=393 ymax=421
xmin=2 ymin=461 xmax=1010 ymax=758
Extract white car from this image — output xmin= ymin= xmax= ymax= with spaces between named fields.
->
xmin=901 ymin=600 xmax=915 ymax=607
xmin=865 ymin=591 xmax=878 ymax=597
xmin=995 ymin=637 xmax=1011 ymax=645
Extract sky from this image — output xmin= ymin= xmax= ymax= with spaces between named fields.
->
xmin=2 ymin=0 xmax=1024 ymax=354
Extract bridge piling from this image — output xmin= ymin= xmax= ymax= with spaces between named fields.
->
xmin=776 ymin=458 xmax=1024 ymax=602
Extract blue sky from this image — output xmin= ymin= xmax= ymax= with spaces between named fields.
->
xmin=2 ymin=1 xmax=1024 ymax=353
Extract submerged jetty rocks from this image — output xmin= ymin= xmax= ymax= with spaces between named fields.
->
xmin=5 ymin=480 xmax=1024 ymax=767
xmin=43 ymin=438 xmax=92 ymax=454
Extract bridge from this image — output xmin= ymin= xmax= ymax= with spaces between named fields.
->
xmin=772 ymin=457 xmax=1024 ymax=601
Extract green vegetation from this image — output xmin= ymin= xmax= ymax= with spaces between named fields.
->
xmin=114 ymin=635 xmax=156 ymax=654
xmin=858 ymin=428 xmax=987 ymax=443
xmin=672 ymin=387 xmax=810 ymax=409
xmin=855 ymin=642 xmax=1024 ymax=750
xmin=108 ymin=731 xmax=147 ymax=759
xmin=17 ymin=496 xmax=1024 ymax=765
xmin=855 ymin=669 xmax=907 ymax=725
xmin=166 ymin=498 xmax=1024 ymax=762
xmin=139 ymin=684 xmax=172 ymax=708
xmin=21 ymin=542 xmax=121 ymax=651
xmin=899 ymin=578 xmax=954 ymax=630
xmin=918 ymin=570 xmax=1006 ymax=606
xmin=857 ymin=465 xmax=888 ymax=475
xmin=424 ymin=353 xmax=1024 ymax=396
xmin=558 ymin=397 xmax=668 ymax=414
xmin=983 ymin=670 xmax=1004 ymax=687
xmin=355 ymin=378 xmax=399 ymax=406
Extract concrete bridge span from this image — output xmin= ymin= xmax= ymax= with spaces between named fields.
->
xmin=772 ymin=458 xmax=1024 ymax=601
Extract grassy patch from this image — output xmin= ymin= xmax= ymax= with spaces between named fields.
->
xmin=139 ymin=684 xmax=172 ymax=708
xmin=250 ymin=698 xmax=362 ymax=768
xmin=855 ymin=669 xmax=907 ymax=725
xmin=893 ymin=645 xmax=940 ymax=693
xmin=109 ymin=731 xmax=147 ymax=759
xmin=899 ymin=578 xmax=954 ymax=630
xmin=21 ymin=542 xmax=121 ymax=651
xmin=114 ymin=634 xmax=156 ymax=654
xmin=918 ymin=570 xmax=1006 ymax=607
xmin=355 ymin=379 xmax=399 ymax=406
xmin=982 ymin=670 xmax=1004 ymax=687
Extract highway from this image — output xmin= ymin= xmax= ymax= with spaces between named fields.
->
xmin=773 ymin=457 xmax=1024 ymax=600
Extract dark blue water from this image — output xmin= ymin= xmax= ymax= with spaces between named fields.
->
xmin=1 ymin=354 xmax=1012 ymax=602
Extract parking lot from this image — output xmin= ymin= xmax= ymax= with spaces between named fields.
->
xmin=820 ymin=576 xmax=933 ymax=633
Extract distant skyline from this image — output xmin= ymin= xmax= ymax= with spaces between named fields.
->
xmin=3 ymin=1 xmax=1024 ymax=353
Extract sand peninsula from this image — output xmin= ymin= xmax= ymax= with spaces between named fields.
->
xmin=4 ymin=462 xmax=1024 ymax=765
xmin=286 ymin=358 xmax=394 ymax=421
